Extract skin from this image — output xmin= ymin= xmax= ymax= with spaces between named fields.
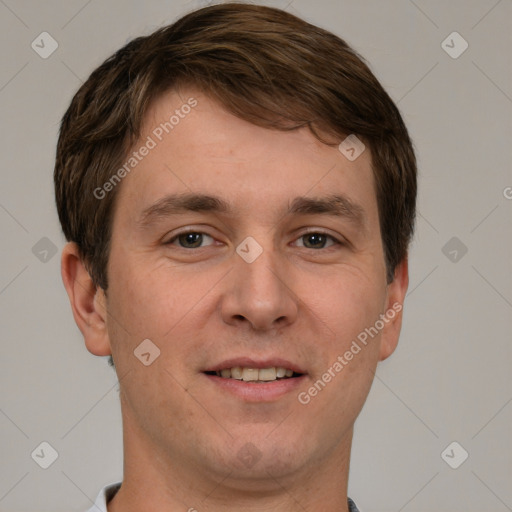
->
xmin=61 ymin=88 xmax=408 ymax=512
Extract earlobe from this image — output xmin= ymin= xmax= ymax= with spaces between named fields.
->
xmin=378 ymin=256 xmax=409 ymax=361
xmin=60 ymin=242 xmax=112 ymax=357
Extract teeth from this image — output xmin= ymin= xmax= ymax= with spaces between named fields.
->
xmin=214 ymin=366 xmax=297 ymax=382
xmin=231 ymin=367 xmax=242 ymax=379
xmin=220 ymin=368 xmax=231 ymax=378
xmin=276 ymin=367 xmax=287 ymax=378
xmin=242 ymin=368 xmax=259 ymax=381
xmin=258 ymin=367 xmax=277 ymax=381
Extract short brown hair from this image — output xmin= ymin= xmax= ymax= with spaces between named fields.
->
xmin=54 ymin=2 xmax=416 ymax=292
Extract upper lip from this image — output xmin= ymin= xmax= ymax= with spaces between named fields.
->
xmin=204 ymin=357 xmax=307 ymax=375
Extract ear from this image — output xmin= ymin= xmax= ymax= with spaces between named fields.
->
xmin=60 ymin=242 xmax=112 ymax=357
xmin=378 ymin=256 xmax=409 ymax=361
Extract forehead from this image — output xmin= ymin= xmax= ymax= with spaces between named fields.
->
xmin=112 ymin=88 xmax=378 ymax=231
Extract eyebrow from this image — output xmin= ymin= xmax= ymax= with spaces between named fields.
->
xmin=136 ymin=192 xmax=367 ymax=230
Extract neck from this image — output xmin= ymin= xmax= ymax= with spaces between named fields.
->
xmin=108 ymin=397 xmax=353 ymax=512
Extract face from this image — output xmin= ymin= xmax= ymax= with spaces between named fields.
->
xmin=77 ymin=88 xmax=407 ymax=489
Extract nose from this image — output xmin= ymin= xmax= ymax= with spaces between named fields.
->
xmin=220 ymin=242 xmax=299 ymax=332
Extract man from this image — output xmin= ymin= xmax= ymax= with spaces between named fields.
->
xmin=55 ymin=3 xmax=416 ymax=511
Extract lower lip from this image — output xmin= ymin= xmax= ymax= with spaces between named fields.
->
xmin=203 ymin=373 xmax=307 ymax=402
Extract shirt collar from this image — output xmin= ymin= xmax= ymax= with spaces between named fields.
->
xmin=86 ymin=482 xmax=121 ymax=512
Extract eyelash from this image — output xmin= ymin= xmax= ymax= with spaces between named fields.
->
xmin=164 ymin=229 xmax=343 ymax=250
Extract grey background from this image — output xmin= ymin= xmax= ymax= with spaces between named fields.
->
xmin=0 ymin=0 xmax=511 ymax=511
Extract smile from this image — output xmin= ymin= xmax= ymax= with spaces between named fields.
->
xmin=206 ymin=366 xmax=301 ymax=382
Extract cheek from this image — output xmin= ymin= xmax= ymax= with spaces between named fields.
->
xmin=105 ymin=255 xmax=223 ymax=371
xmin=308 ymin=268 xmax=386 ymax=353
xmin=105 ymin=261 xmax=206 ymax=421
xmin=108 ymin=257 xmax=193 ymax=334
xmin=297 ymin=271 xmax=384 ymax=399
xmin=298 ymin=268 xmax=385 ymax=419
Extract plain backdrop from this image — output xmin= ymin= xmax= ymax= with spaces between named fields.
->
xmin=0 ymin=1 xmax=511 ymax=511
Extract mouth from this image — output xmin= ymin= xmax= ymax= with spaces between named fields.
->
xmin=204 ymin=366 xmax=303 ymax=383
xmin=202 ymin=358 xmax=307 ymax=401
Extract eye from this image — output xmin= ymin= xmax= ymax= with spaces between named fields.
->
xmin=165 ymin=231 xmax=216 ymax=249
xmin=293 ymin=231 xmax=341 ymax=249
xmin=164 ymin=229 xmax=342 ymax=250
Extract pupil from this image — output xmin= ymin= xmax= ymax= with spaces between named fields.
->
xmin=180 ymin=233 xmax=202 ymax=248
xmin=305 ymin=233 xmax=325 ymax=248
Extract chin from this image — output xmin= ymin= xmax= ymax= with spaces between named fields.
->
xmin=224 ymin=428 xmax=311 ymax=479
